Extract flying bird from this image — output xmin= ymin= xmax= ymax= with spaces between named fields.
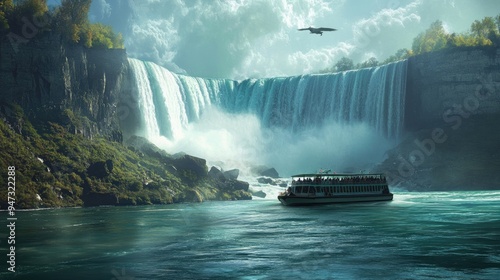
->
xmin=298 ymin=27 xmax=337 ymax=36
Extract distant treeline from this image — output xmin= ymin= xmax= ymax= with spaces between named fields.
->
xmin=323 ymin=14 xmax=500 ymax=73
xmin=0 ymin=0 xmax=123 ymax=49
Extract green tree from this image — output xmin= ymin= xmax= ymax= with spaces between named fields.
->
xmin=4 ymin=0 xmax=47 ymax=34
xmin=54 ymin=0 xmax=91 ymax=43
xmin=360 ymin=57 xmax=379 ymax=68
xmin=383 ymin=48 xmax=413 ymax=64
xmin=447 ymin=32 xmax=479 ymax=47
xmin=495 ymin=14 xmax=500 ymax=32
xmin=52 ymin=0 xmax=123 ymax=48
xmin=334 ymin=57 xmax=354 ymax=72
xmin=411 ymin=20 xmax=449 ymax=55
xmin=81 ymin=22 xmax=124 ymax=49
xmin=471 ymin=17 xmax=497 ymax=39
xmin=0 ymin=0 xmax=14 ymax=33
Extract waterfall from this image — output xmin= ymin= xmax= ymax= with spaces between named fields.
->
xmin=128 ymin=58 xmax=407 ymax=174
xmin=128 ymin=58 xmax=236 ymax=140
xmin=129 ymin=58 xmax=407 ymax=140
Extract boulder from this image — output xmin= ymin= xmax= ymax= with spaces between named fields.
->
xmin=83 ymin=192 xmax=118 ymax=206
xmin=87 ymin=159 xmax=113 ymax=178
xmin=232 ymin=180 xmax=250 ymax=191
xmin=208 ymin=166 xmax=225 ymax=180
xmin=257 ymin=177 xmax=276 ymax=185
xmin=172 ymin=154 xmax=208 ymax=178
xmin=252 ymin=166 xmax=280 ymax=178
xmin=252 ymin=190 xmax=267 ymax=198
xmin=222 ymin=180 xmax=249 ymax=192
xmin=234 ymin=190 xmax=252 ymax=200
xmin=126 ymin=135 xmax=171 ymax=161
xmin=223 ymin=169 xmax=239 ymax=180
xmin=260 ymin=167 xmax=279 ymax=178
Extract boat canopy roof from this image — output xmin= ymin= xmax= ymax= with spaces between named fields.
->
xmin=292 ymin=173 xmax=385 ymax=178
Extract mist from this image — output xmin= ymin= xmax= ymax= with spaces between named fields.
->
xmin=150 ymin=108 xmax=393 ymax=177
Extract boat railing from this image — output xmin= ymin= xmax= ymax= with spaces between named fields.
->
xmin=292 ymin=180 xmax=387 ymax=186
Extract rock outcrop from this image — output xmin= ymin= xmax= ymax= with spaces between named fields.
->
xmin=378 ymin=46 xmax=500 ymax=190
xmin=0 ymin=32 xmax=130 ymax=141
xmin=87 ymin=160 xmax=114 ymax=179
xmin=405 ymin=46 xmax=500 ymax=130
xmin=251 ymin=166 xmax=280 ymax=178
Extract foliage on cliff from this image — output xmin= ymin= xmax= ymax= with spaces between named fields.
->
xmin=0 ymin=103 xmax=250 ymax=209
xmin=1 ymin=0 xmax=123 ymax=49
xmin=324 ymin=14 xmax=500 ymax=73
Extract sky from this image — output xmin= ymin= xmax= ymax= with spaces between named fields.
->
xmin=84 ymin=0 xmax=499 ymax=79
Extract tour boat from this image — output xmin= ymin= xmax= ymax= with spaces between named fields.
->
xmin=277 ymin=173 xmax=393 ymax=206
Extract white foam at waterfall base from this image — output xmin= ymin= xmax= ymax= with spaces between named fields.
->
xmin=150 ymin=108 xmax=264 ymax=169
xmin=150 ymin=107 xmax=393 ymax=178
xmin=128 ymin=58 xmax=406 ymax=180
xmin=262 ymin=122 xmax=393 ymax=176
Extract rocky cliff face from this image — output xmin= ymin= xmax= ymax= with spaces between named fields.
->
xmin=405 ymin=46 xmax=500 ymax=130
xmin=377 ymin=46 xmax=500 ymax=191
xmin=0 ymin=32 xmax=130 ymax=141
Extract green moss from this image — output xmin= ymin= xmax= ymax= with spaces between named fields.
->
xmin=0 ymin=103 xmax=251 ymax=209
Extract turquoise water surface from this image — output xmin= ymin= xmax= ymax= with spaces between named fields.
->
xmin=1 ymin=191 xmax=500 ymax=279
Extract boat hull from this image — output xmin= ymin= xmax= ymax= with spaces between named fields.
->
xmin=277 ymin=193 xmax=393 ymax=206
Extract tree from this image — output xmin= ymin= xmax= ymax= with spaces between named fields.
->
xmin=334 ymin=57 xmax=354 ymax=72
xmin=0 ymin=0 xmax=14 ymax=33
xmin=4 ymin=0 xmax=47 ymax=34
xmin=394 ymin=48 xmax=412 ymax=60
xmin=496 ymin=14 xmax=500 ymax=33
xmin=446 ymin=32 xmax=477 ymax=47
xmin=471 ymin=17 xmax=497 ymax=39
xmin=54 ymin=0 xmax=91 ymax=43
xmin=382 ymin=48 xmax=413 ymax=64
xmin=411 ymin=20 xmax=449 ymax=55
xmin=359 ymin=57 xmax=379 ymax=68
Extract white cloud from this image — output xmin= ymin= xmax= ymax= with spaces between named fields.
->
xmin=349 ymin=1 xmax=421 ymax=61
xmin=96 ymin=0 xmax=499 ymax=79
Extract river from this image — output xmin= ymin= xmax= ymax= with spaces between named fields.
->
xmin=2 ymin=191 xmax=499 ymax=279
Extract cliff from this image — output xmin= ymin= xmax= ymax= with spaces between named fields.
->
xmin=376 ymin=46 xmax=500 ymax=191
xmin=0 ymin=33 xmax=251 ymax=209
xmin=2 ymin=32 xmax=499 ymax=202
xmin=405 ymin=46 xmax=500 ymax=130
xmin=0 ymin=32 xmax=129 ymax=141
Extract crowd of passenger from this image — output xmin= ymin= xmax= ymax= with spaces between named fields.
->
xmin=292 ymin=175 xmax=387 ymax=185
